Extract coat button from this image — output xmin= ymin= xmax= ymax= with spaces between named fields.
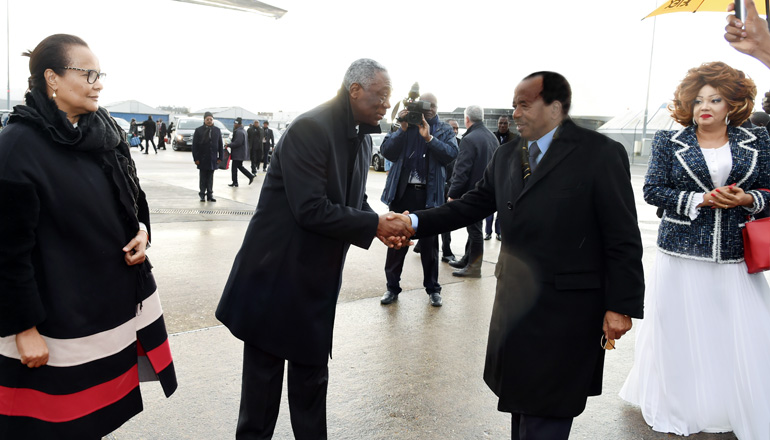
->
xmin=507 ymin=201 xmax=513 ymax=210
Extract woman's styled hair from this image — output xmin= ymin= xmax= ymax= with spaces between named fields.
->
xmin=670 ymin=61 xmax=756 ymax=127
xmin=23 ymin=34 xmax=89 ymax=91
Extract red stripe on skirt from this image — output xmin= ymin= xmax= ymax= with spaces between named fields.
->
xmin=0 ymin=365 xmax=139 ymax=422
xmin=137 ymin=339 xmax=172 ymax=372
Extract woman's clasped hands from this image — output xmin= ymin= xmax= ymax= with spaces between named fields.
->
xmin=699 ymin=183 xmax=754 ymax=209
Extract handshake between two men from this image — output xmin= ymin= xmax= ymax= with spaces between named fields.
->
xmin=376 ymin=211 xmax=414 ymax=249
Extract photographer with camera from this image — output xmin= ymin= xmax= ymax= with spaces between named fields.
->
xmin=380 ymin=91 xmax=458 ymax=307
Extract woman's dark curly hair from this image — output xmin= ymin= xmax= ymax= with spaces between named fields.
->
xmin=669 ymin=61 xmax=756 ymax=127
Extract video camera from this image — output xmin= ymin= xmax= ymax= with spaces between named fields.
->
xmin=396 ymin=82 xmax=431 ymax=126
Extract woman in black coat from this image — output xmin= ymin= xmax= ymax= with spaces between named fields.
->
xmin=0 ymin=34 xmax=176 ymax=438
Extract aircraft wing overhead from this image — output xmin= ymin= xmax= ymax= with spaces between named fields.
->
xmin=172 ymin=0 xmax=287 ymax=18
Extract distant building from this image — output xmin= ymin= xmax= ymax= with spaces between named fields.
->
xmin=104 ymin=100 xmax=171 ymax=124
xmin=597 ymin=103 xmax=682 ymax=158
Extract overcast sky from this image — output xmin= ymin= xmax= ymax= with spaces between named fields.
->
xmin=3 ymin=0 xmax=770 ymax=120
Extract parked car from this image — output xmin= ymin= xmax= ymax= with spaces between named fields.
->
xmin=113 ymin=117 xmax=131 ymax=134
xmin=370 ymin=133 xmax=386 ymax=171
xmin=170 ymin=117 xmax=231 ymax=151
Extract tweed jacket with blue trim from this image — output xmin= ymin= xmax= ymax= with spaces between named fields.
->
xmin=644 ymin=125 xmax=770 ymax=263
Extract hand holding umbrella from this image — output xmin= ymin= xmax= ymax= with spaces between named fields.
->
xmin=725 ymin=0 xmax=770 ymax=67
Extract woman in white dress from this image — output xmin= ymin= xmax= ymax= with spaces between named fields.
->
xmin=620 ymin=61 xmax=770 ymax=439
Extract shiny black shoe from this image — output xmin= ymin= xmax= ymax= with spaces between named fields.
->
xmin=448 ymin=259 xmax=467 ymax=269
xmin=452 ymin=266 xmax=482 ymax=278
xmin=380 ymin=291 xmax=398 ymax=305
xmin=249 ymin=175 xmax=255 ymax=185
xmin=208 ymin=198 xmax=217 ymax=202
xmin=496 ymin=234 xmax=502 ymax=241
xmin=200 ymin=198 xmax=205 ymax=202
xmin=441 ymin=255 xmax=456 ymax=263
xmin=228 ymin=183 xmax=238 ymax=187
xmin=484 ymin=233 xmax=492 ymax=240
xmin=429 ymin=292 xmax=442 ymax=307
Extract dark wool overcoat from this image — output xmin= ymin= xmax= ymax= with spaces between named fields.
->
xmin=0 ymin=95 xmax=176 ymax=438
xmin=415 ymin=120 xmax=645 ymax=417
xmin=216 ymin=87 xmax=380 ymax=365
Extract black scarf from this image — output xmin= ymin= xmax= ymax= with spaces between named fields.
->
xmin=10 ymin=88 xmax=143 ymax=241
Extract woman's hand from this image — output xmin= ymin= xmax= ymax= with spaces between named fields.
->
xmin=123 ymin=230 xmax=148 ymax=266
xmin=16 ymin=327 xmax=49 ymax=368
xmin=702 ymin=184 xmax=754 ymax=209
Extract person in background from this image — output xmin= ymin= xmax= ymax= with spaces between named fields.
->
xmin=248 ymin=120 xmax=264 ymax=174
xmin=262 ymin=120 xmax=275 ymax=171
xmin=0 ymin=33 xmax=176 ymax=438
xmin=446 ymin=105 xmax=498 ymax=278
xmin=620 ymin=61 xmax=770 ymax=439
xmin=192 ymin=111 xmax=223 ymax=202
xmin=141 ymin=114 xmax=157 ymax=154
xmin=157 ymin=117 xmax=167 ymax=150
xmin=379 ymin=92 xmax=458 ymax=307
xmin=228 ymin=117 xmax=255 ymax=187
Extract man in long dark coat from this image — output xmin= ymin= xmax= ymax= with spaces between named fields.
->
xmin=404 ymin=71 xmax=645 ymax=439
xmin=141 ymin=115 xmax=156 ymax=154
xmin=216 ymin=59 xmax=411 ymax=439
xmin=228 ymin=117 xmax=254 ymax=187
xmin=192 ymin=112 xmax=223 ymax=202
xmin=247 ymin=120 xmax=263 ymax=174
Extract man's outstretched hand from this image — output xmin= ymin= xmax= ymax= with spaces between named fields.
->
xmin=377 ymin=211 xmax=414 ymax=249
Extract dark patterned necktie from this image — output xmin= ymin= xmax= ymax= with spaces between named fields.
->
xmin=528 ymin=141 xmax=541 ymax=172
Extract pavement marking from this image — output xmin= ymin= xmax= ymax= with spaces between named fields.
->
xmin=150 ymin=208 xmax=255 ymax=216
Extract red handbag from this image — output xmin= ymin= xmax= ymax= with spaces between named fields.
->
xmin=743 ymin=189 xmax=770 ymax=274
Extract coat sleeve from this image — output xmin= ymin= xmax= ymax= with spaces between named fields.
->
xmin=381 ymin=129 xmax=406 ymax=162
xmin=642 ymin=130 xmax=701 ymax=216
xmin=743 ymin=127 xmax=770 ymax=214
xmin=278 ymin=119 xmax=379 ymax=248
xmin=594 ymin=141 xmax=645 ymax=318
xmin=414 ymin=147 xmax=500 ymax=236
xmin=427 ymin=122 xmax=458 ymax=166
xmin=447 ymin=136 xmax=474 ymax=198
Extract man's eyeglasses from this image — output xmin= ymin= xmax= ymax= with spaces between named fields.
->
xmin=63 ymin=66 xmax=106 ymax=84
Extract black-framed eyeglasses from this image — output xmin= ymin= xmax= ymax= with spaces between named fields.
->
xmin=63 ymin=66 xmax=106 ymax=84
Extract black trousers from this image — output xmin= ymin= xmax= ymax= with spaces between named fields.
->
xmin=485 ymin=213 xmax=500 ymax=235
xmin=250 ymin=147 xmax=262 ymax=173
xmin=232 ymin=160 xmax=254 ymax=184
xmin=144 ymin=136 xmax=157 ymax=153
xmin=511 ymin=413 xmax=573 ymax=440
xmin=463 ymin=220 xmax=484 ymax=268
xmin=199 ymin=169 xmax=214 ymax=199
xmin=262 ymin=145 xmax=271 ymax=170
xmin=237 ymin=343 xmax=328 ymax=440
xmin=385 ymin=185 xmax=440 ymax=294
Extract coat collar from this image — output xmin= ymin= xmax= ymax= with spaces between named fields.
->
xmin=671 ymin=125 xmax=758 ymax=190
xmin=333 ymin=85 xmax=382 ymax=141
xmin=519 ymin=119 xmax=579 ymax=196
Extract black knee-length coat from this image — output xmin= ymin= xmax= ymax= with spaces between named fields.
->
xmin=414 ymin=120 xmax=645 ymax=417
xmin=216 ymin=87 xmax=380 ymax=366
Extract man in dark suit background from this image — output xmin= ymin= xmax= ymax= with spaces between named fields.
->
xmin=192 ymin=111 xmax=223 ymax=202
xmin=247 ymin=120 xmax=264 ymax=174
xmin=216 ymin=59 xmax=412 ymax=439
xmin=141 ymin=115 xmax=157 ymax=154
xmin=157 ymin=118 xmax=167 ymax=150
xmin=261 ymin=120 xmax=274 ymax=171
xmin=445 ymin=105 xmax=498 ymax=278
xmin=401 ymin=71 xmax=645 ymax=439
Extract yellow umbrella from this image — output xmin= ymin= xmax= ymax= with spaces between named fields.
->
xmin=645 ymin=0 xmax=766 ymax=19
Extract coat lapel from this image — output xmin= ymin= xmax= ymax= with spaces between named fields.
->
xmin=519 ymin=122 xmax=578 ymax=199
xmin=671 ymin=126 xmax=712 ymax=192
xmin=726 ymin=126 xmax=759 ymax=187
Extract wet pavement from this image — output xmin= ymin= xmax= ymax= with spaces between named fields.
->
xmin=112 ymin=149 xmax=738 ymax=439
